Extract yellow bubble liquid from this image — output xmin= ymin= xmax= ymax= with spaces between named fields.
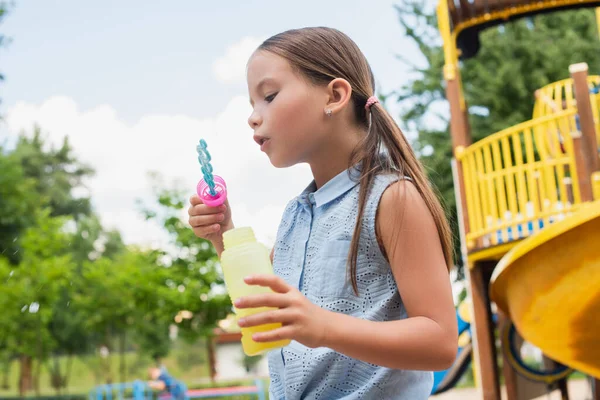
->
xmin=221 ymin=227 xmax=291 ymax=356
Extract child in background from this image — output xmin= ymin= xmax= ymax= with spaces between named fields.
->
xmin=147 ymin=366 xmax=184 ymax=399
xmin=189 ymin=27 xmax=457 ymax=399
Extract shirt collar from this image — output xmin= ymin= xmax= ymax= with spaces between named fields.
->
xmin=297 ymin=165 xmax=361 ymax=208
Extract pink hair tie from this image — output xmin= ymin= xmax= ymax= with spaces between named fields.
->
xmin=365 ymin=96 xmax=379 ymax=111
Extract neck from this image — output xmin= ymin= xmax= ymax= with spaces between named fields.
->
xmin=309 ymin=124 xmax=365 ymax=189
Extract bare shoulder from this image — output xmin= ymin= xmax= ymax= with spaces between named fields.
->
xmin=376 ymin=179 xmax=440 ymax=263
xmin=378 ymin=179 xmax=436 ymax=229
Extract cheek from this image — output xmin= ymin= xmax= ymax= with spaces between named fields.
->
xmin=271 ymin=93 xmax=321 ymax=136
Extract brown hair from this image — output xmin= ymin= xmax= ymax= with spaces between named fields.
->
xmin=258 ymin=27 xmax=453 ymax=293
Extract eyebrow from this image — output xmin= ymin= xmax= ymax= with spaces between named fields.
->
xmin=249 ymin=77 xmax=277 ymax=106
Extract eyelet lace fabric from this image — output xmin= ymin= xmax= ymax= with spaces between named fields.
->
xmin=267 ymin=169 xmax=433 ymax=400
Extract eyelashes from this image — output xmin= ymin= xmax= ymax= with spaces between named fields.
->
xmin=265 ymin=92 xmax=278 ymax=103
xmin=249 ymin=92 xmax=278 ymax=110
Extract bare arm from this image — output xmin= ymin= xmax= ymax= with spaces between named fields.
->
xmin=148 ymin=380 xmax=166 ymax=391
xmin=321 ymin=181 xmax=458 ymax=370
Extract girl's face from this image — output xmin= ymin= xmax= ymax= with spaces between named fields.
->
xmin=246 ymin=50 xmax=328 ymax=168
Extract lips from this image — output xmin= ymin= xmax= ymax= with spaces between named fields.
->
xmin=254 ymin=135 xmax=271 ymax=152
xmin=260 ymin=138 xmax=270 ymax=151
xmin=253 ymin=135 xmax=269 ymax=146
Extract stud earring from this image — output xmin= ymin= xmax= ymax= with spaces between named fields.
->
xmin=325 ymin=109 xmax=332 ymax=117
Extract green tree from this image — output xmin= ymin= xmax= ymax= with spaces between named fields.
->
xmin=0 ymin=149 xmax=42 ymax=392
xmin=76 ymin=250 xmax=147 ymax=384
xmin=1 ymin=129 xmax=96 ymax=393
xmin=1 ymin=129 xmax=95 ymax=267
xmin=391 ymin=1 xmax=600 ymax=272
xmin=0 ymin=147 xmax=37 ymax=265
xmin=2 ymin=133 xmax=229 ymax=393
xmin=0 ymin=210 xmax=74 ymax=396
xmin=46 ymin=214 xmax=125 ymax=394
xmin=137 ymin=174 xmax=231 ymax=352
xmin=12 ymin=128 xmax=94 ymax=219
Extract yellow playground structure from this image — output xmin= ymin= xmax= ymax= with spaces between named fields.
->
xmin=436 ymin=0 xmax=600 ymax=399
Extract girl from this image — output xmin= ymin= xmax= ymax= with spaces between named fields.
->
xmin=189 ymin=27 xmax=457 ymax=399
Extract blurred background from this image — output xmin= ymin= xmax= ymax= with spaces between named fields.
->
xmin=1 ymin=1 xmax=599 ymax=399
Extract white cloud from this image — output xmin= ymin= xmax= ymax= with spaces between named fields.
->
xmin=212 ymin=36 xmax=266 ymax=84
xmin=5 ymin=95 xmax=312 ymax=248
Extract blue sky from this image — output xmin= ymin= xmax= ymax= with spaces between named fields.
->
xmin=0 ymin=0 xmax=434 ymax=247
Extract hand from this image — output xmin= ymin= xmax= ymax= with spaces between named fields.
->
xmin=235 ymin=274 xmax=330 ymax=349
xmin=188 ymin=194 xmax=233 ymax=243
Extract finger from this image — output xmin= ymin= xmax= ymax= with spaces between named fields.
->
xmin=243 ymin=274 xmax=290 ymax=294
xmin=234 ymin=292 xmax=290 ymax=309
xmin=188 ymin=203 xmax=227 ymax=216
xmin=252 ymin=326 xmax=294 ymax=343
xmin=192 ymin=225 xmax=221 ymax=237
xmin=237 ymin=308 xmax=293 ymax=328
xmin=190 ymin=194 xmax=203 ymax=206
xmin=189 ymin=214 xmax=224 ymax=227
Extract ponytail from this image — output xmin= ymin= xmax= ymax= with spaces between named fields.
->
xmin=347 ymin=101 xmax=454 ymax=294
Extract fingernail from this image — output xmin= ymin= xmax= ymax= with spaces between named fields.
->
xmin=238 ymin=318 xmax=246 ymax=326
xmin=234 ymin=298 xmax=242 ymax=307
xmin=217 ymin=214 xmax=224 ymax=221
xmin=220 ymin=205 xmax=226 ymax=211
xmin=244 ymin=275 xmax=253 ymax=282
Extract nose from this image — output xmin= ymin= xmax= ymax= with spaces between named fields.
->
xmin=247 ymin=110 xmax=262 ymax=130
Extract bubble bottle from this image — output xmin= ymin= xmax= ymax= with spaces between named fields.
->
xmin=196 ymin=139 xmax=290 ymax=355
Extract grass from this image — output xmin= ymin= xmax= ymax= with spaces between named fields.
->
xmin=1 ymin=353 xmax=204 ymax=397
xmin=0 ymin=339 xmax=271 ymax=399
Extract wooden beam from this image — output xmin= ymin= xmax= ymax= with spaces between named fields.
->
xmin=570 ymin=63 xmax=600 ymax=174
xmin=446 ymin=74 xmax=472 ymax=151
xmin=468 ymin=262 xmax=501 ymax=400
xmin=572 ymin=130 xmax=595 ymax=202
xmin=593 ymin=378 xmax=600 ymax=400
xmin=498 ymin=311 xmax=519 ymax=400
xmin=446 ymin=69 xmax=473 ymax=236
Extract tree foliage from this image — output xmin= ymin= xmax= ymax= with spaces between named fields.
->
xmin=391 ymin=1 xmax=600 ymax=271
xmin=1 ymin=131 xmax=231 ymax=395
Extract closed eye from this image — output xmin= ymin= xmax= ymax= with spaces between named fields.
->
xmin=265 ymin=92 xmax=278 ymax=103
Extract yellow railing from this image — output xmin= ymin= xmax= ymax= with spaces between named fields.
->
xmin=533 ymin=75 xmax=600 ymax=149
xmin=593 ymin=171 xmax=600 ymax=201
xmin=456 ymin=109 xmax=585 ymax=250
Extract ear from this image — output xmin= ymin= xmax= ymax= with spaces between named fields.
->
xmin=324 ymin=78 xmax=352 ymax=116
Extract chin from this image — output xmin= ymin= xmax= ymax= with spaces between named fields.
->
xmin=268 ymin=154 xmax=297 ymax=169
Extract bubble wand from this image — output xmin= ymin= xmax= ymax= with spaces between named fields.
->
xmin=196 ymin=139 xmax=227 ymax=207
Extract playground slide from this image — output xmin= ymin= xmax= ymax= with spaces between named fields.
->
xmin=490 ymin=201 xmax=600 ymax=379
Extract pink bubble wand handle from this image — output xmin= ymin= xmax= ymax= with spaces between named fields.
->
xmin=197 ymin=175 xmax=227 ymax=207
